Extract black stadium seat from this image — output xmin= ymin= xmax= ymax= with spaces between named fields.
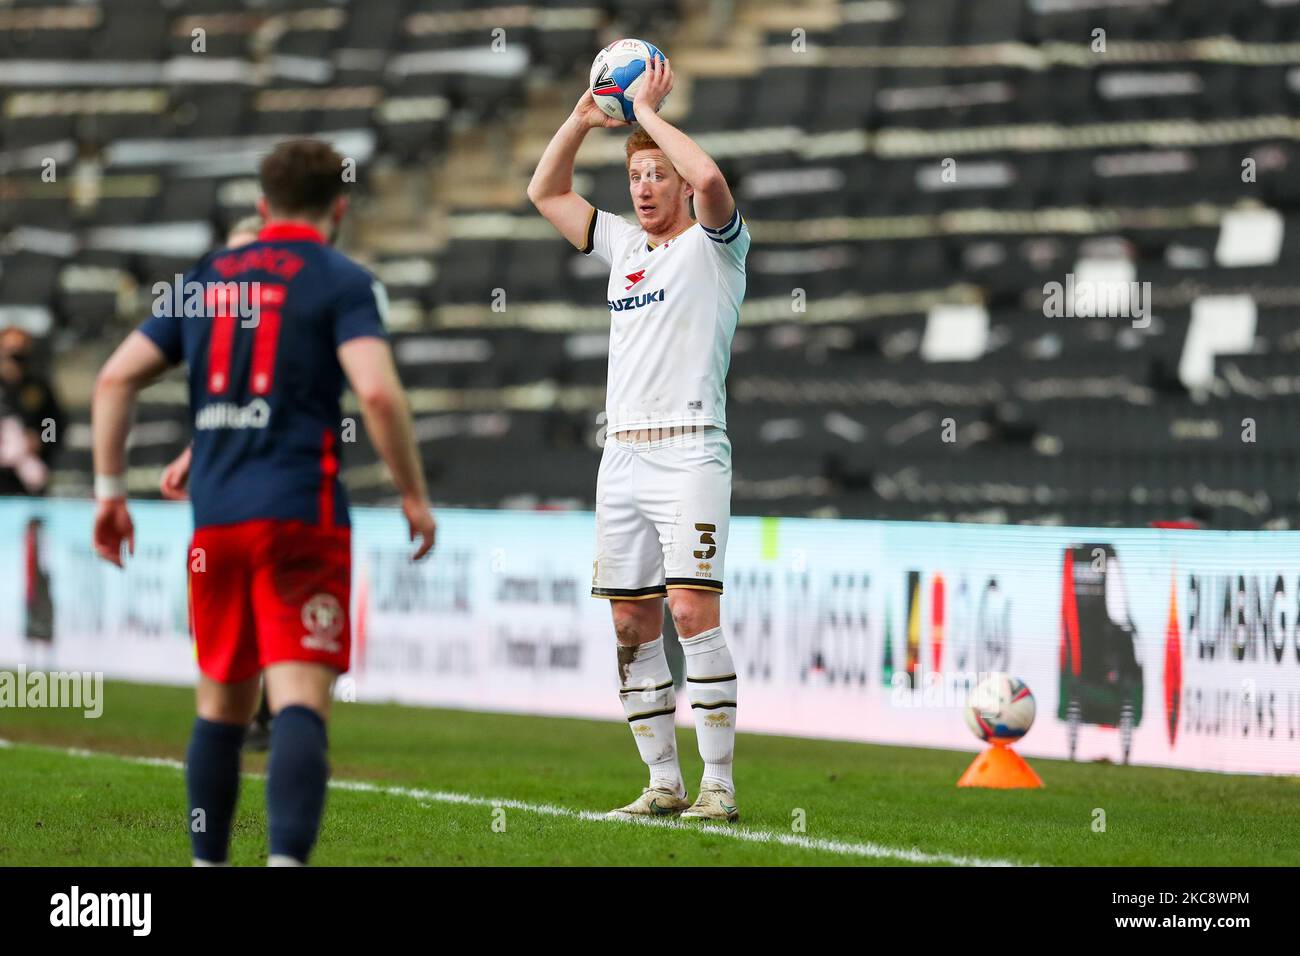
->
xmin=9 ymin=0 xmax=1300 ymax=528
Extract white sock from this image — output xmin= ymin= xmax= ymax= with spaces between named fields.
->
xmin=192 ymin=859 xmax=229 ymax=867
xmin=681 ymin=626 xmax=737 ymax=793
xmin=617 ymin=636 xmax=684 ymax=796
xmin=267 ymin=854 xmax=304 ymax=867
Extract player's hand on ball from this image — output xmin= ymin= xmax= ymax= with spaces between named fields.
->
xmin=92 ymin=499 xmax=135 ymax=568
xmin=573 ymin=89 xmax=630 ymax=129
xmin=403 ymin=495 xmax=436 ymax=560
xmin=159 ymin=445 xmax=192 ymax=500
xmin=633 ymin=55 xmax=672 ymax=117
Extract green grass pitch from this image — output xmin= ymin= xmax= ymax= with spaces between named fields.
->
xmin=1 ymin=678 xmax=1296 ymax=866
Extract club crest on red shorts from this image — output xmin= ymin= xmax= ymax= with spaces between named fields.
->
xmin=301 ymin=592 xmax=344 ymax=652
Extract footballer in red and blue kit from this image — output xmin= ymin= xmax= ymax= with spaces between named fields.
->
xmin=137 ymin=222 xmax=388 ymax=681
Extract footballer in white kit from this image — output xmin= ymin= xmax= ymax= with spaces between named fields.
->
xmin=528 ymin=56 xmax=747 ymax=821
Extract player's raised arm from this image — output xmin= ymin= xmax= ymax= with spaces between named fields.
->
xmin=630 ymin=56 xmax=735 ymax=230
xmin=527 ymin=90 xmax=628 ymax=249
xmin=91 ymin=330 xmax=174 ymax=566
xmin=337 ymin=336 xmax=435 ymax=560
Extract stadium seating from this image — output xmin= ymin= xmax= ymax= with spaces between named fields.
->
xmin=3 ymin=0 xmax=1300 ymax=529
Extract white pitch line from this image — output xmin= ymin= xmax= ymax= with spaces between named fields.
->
xmin=0 ymin=738 xmax=1026 ymax=867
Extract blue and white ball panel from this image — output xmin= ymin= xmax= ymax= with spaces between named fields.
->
xmin=590 ymin=39 xmax=664 ymax=122
xmin=987 ymin=721 xmax=1028 ymax=740
xmin=609 ymin=56 xmax=648 ymax=121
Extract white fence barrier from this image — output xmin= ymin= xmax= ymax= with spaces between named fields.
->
xmin=1 ymin=498 xmax=1297 ymax=775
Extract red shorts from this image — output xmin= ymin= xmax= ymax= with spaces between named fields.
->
xmin=189 ymin=518 xmax=351 ymax=682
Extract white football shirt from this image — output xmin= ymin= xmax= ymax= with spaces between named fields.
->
xmin=582 ymin=206 xmax=749 ymax=433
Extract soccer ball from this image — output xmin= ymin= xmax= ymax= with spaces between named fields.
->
xmin=964 ymin=673 xmax=1036 ymax=743
xmin=589 ymin=38 xmax=666 ymax=123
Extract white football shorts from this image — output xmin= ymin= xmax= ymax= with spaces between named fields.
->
xmin=591 ymin=428 xmax=731 ymax=600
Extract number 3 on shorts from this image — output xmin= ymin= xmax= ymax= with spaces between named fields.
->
xmin=693 ymin=523 xmax=717 ymax=560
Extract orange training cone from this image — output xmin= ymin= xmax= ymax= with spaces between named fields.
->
xmin=957 ymin=741 xmax=1043 ymax=789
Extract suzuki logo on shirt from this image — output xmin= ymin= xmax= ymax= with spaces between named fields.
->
xmin=608 ymin=289 xmax=664 ymax=312
xmin=624 ymin=270 xmax=646 ymax=291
